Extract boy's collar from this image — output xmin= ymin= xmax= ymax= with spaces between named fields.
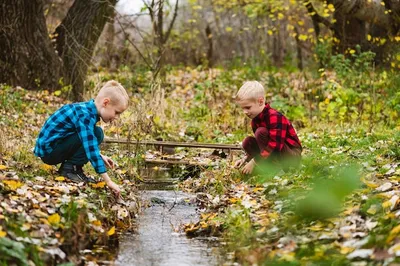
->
xmin=88 ymin=99 xmax=100 ymax=121
xmin=253 ymin=103 xmax=270 ymax=120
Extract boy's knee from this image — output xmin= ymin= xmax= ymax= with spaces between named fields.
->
xmin=254 ymin=127 xmax=268 ymax=139
xmin=242 ymin=136 xmax=256 ymax=149
xmin=94 ymin=126 xmax=104 ymax=144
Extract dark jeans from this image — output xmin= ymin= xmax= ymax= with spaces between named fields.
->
xmin=242 ymin=127 xmax=301 ymax=167
xmin=41 ymin=126 xmax=104 ymax=166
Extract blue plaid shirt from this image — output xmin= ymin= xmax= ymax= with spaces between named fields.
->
xmin=34 ymin=100 xmax=107 ymax=174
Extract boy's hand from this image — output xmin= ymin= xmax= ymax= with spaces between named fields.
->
xmin=242 ymin=159 xmax=256 ymax=175
xmin=100 ymin=172 xmax=121 ymax=198
xmin=107 ymin=180 xmax=121 ymax=198
xmin=101 ymin=154 xmax=115 ymax=169
xmin=234 ymin=158 xmax=246 ymax=168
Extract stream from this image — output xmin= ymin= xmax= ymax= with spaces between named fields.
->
xmin=115 ymin=166 xmax=223 ymax=266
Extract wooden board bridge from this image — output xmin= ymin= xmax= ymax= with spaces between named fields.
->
xmin=103 ymin=137 xmax=242 ymax=165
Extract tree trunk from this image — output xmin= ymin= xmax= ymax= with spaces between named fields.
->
xmin=332 ymin=13 xmax=367 ymax=54
xmin=205 ymin=24 xmax=213 ymax=68
xmin=100 ymin=11 xmax=116 ymax=70
xmin=0 ymin=0 xmax=62 ymax=90
xmin=54 ymin=0 xmax=117 ymax=100
xmin=328 ymin=0 xmax=400 ymax=33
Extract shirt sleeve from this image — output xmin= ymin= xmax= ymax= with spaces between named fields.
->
xmin=257 ymin=113 xmax=287 ymax=161
xmin=75 ymin=118 xmax=107 ymax=174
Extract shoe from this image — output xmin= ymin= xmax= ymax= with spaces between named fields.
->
xmin=75 ymin=165 xmax=97 ymax=183
xmin=58 ymin=163 xmax=96 ymax=183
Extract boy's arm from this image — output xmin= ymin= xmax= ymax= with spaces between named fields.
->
xmin=100 ymin=172 xmax=121 ymax=197
xmin=76 ymin=120 xmax=107 ymax=174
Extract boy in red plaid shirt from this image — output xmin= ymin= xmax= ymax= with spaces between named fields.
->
xmin=234 ymin=81 xmax=302 ymax=174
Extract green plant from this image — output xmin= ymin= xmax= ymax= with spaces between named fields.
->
xmin=0 ymin=237 xmax=30 ymax=266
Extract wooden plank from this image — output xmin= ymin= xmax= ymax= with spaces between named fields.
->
xmin=145 ymin=159 xmax=209 ymax=166
xmin=103 ymin=138 xmax=242 ymax=150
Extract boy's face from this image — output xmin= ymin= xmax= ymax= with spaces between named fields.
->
xmin=99 ymin=98 xmax=127 ymax=123
xmin=238 ymin=97 xmax=265 ymax=119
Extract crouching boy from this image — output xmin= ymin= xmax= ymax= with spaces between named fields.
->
xmin=234 ymin=81 xmax=302 ymax=174
xmin=34 ymin=80 xmax=129 ymax=196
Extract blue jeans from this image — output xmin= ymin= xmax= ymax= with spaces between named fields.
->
xmin=41 ymin=126 xmax=104 ymax=166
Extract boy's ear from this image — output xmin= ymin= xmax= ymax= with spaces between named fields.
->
xmin=257 ymin=97 xmax=264 ymax=106
xmin=103 ymin=98 xmax=110 ymax=106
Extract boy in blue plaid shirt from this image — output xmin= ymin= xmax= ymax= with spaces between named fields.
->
xmin=34 ymin=80 xmax=129 ymax=196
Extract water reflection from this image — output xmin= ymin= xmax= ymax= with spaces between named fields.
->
xmin=115 ymin=169 xmax=221 ymax=266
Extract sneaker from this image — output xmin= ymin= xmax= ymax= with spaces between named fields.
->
xmin=75 ymin=165 xmax=97 ymax=183
xmin=58 ymin=163 xmax=96 ymax=183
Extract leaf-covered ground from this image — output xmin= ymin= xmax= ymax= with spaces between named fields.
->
xmin=1 ymin=65 xmax=399 ymax=265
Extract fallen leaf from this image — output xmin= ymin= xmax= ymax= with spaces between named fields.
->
xmin=55 ymin=176 xmax=65 ymax=181
xmin=40 ymin=164 xmax=53 ymax=172
xmin=91 ymin=181 xmax=106 ymax=188
xmin=376 ymin=182 xmax=392 ymax=192
xmin=347 ymin=249 xmax=373 ymax=259
xmin=2 ymin=180 xmax=23 ymax=190
xmin=107 ymin=226 xmax=115 ymax=236
xmin=48 ymin=213 xmax=61 ymax=225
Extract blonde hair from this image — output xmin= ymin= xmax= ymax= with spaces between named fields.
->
xmin=236 ymin=81 xmax=265 ymax=101
xmin=96 ymin=80 xmax=129 ymax=107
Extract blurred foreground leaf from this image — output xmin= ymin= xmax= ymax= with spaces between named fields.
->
xmin=294 ymin=166 xmax=361 ymax=220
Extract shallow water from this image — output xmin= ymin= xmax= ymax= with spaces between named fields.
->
xmin=115 ymin=168 xmax=222 ymax=266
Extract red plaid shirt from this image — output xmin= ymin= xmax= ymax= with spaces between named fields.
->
xmin=251 ymin=104 xmax=302 ymax=159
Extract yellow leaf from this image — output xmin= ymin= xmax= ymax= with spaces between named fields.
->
xmin=269 ymin=212 xmax=279 ymax=219
xmin=92 ymin=220 xmax=102 ymax=226
xmin=91 ymin=181 xmax=106 ymax=188
xmin=253 ymin=187 xmax=264 ymax=192
xmin=39 ymin=218 xmax=50 ymax=225
xmin=48 ymin=213 xmax=61 ymax=225
xmin=298 ymin=34 xmax=308 ymax=41
xmin=340 ymin=246 xmax=355 ymax=254
xmin=0 ymin=165 xmax=7 ymax=170
xmin=40 ymin=164 xmax=53 ymax=172
xmin=0 ymin=231 xmax=6 ymax=237
xmin=365 ymin=182 xmax=378 ymax=188
xmin=225 ymin=27 xmax=233 ymax=32
xmin=387 ymin=224 xmax=400 ymax=243
xmin=382 ymin=200 xmax=392 ymax=209
xmin=2 ymin=180 xmax=23 ymax=191
xmin=349 ymin=49 xmax=356 ymax=54
xmin=55 ymin=176 xmax=65 ymax=181
xmin=107 ymin=226 xmax=115 ymax=236
xmin=367 ymin=34 xmax=372 ymax=41
xmin=229 ymin=197 xmax=238 ymax=203
xmin=54 ymin=90 xmax=61 ymax=96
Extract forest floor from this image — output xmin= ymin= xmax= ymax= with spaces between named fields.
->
xmin=1 ymin=67 xmax=400 ymax=265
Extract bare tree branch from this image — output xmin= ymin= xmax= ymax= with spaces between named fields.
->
xmin=164 ymin=0 xmax=179 ymax=43
xmin=115 ymin=15 xmax=153 ymax=68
